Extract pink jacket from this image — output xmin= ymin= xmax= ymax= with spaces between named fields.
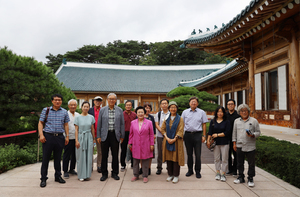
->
xmin=128 ymin=119 xmax=154 ymax=160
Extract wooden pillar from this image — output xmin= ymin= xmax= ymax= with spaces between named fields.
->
xmin=248 ymin=52 xmax=255 ymax=116
xmin=138 ymin=95 xmax=141 ymax=106
xmin=220 ymin=84 xmax=223 ymax=107
xmin=289 ymin=29 xmax=300 ymax=129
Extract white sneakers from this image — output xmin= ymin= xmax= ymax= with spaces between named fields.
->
xmin=220 ymin=175 xmax=226 ymax=182
xmin=166 ymin=176 xmax=179 ymax=183
xmin=166 ymin=176 xmax=173 ymax=182
xmin=215 ymin=173 xmax=221 ymax=180
xmin=172 ymin=176 xmax=179 ymax=183
xmin=248 ymin=178 xmax=255 ymax=187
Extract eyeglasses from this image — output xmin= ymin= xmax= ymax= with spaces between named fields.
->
xmin=227 ymin=103 xmax=234 ymax=106
xmin=108 ymin=98 xmax=116 ymax=101
xmin=240 ymin=110 xmax=248 ymax=113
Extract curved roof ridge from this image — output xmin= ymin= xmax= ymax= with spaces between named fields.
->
xmin=179 ymin=59 xmax=239 ymax=87
xmin=56 ymin=61 xmax=225 ymax=72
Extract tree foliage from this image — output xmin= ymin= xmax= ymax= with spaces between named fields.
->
xmin=0 ymin=47 xmax=76 ymax=134
xmin=167 ymin=87 xmax=218 ymax=115
xmin=45 ymin=40 xmax=232 ymax=73
xmin=167 ymin=87 xmax=199 ymax=97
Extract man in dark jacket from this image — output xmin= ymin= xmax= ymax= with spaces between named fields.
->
xmin=225 ymin=99 xmax=240 ymax=176
xmin=88 ymin=96 xmax=103 ymax=173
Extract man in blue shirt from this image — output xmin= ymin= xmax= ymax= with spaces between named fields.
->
xmin=38 ymin=94 xmax=70 ymax=188
xmin=181 ymin=96 xmax=208 ymax=179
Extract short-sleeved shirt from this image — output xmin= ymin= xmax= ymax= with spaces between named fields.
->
xmin=108 ymin=107 xmax=115 ymax=131
xmin=123 ymin=111 xmax=137 ymax=131
xmin=207 ymin=119 xmax=230 ymax=145
xmin=155 ymin=111 xmax=170 ymax=137
xmin=181 ymin=107 xmax=208 ymax=132
xmin=39 ymin=106 xmax=70 ymax=133
xmin=74 ymin=114 xmax=95 ymax=134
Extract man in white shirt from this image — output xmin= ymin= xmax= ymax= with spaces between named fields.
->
xmin=155 ymin=99 xmax=170 ymax=175
xmin=63 ymin=99 xmax=80 ymax=179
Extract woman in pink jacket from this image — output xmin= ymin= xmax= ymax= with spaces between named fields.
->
xmin=128 ymin=106 xmax=154 ymax=183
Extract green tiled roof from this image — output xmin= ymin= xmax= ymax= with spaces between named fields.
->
xmin=55 ymin=62 xmax=224 ymax=93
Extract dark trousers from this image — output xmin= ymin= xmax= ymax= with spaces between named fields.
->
xmin=236 ymin=148 xmax=256 ymax=178
xmin=101 ymin=131 xmax=119 ymax=175
xmin=40 ymin=133 xmax=65 ymax=180
xmin=156 ymin=137 xmax=163 ymax=170
xmin=63 ymin=139 xmax=76 ymax=172
xmin=228 ymin=140 xmax=237 ymax=173
xmin=120 ymin=131 xmax=129 ymax=167
xmin=184 ymin=132 xmax=202 ymax=173
xmin=166 ymin=161 xmax=180 ymax=177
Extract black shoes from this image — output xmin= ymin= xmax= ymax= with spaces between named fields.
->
xmin=196 ymin=172 xmax=202 ymax=179
xmin=111 ymin=173 xmax=120 ymax=180
xmin=100 ymin=174 xmax=108 ymax=181
xmin=55 ymin=176 xmax=66 ymax=183
xmin=68 ymin=169 xmax=77 ymax=175
xmin=40 ymin=179 xmax=46 ymax=188
xmin=63 ymin=172 xmax=69 ymax=179
xmin=185 ymin=171 xmax=194 ymax=177
xmin=97 ymin=166 xmax=102 ymax=173
xmin=156 ymin=169 xmax=162 ymax=175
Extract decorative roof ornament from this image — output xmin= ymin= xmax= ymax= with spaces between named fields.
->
xmin=180 ymin=43 xmax=186 ymax=48
xmin=222 ymin=23 xmax=225 ymax=27
xmin=191 ymin=29 xmax=196 ymax=35
xmin=214 ymin=25 xmax=218 ymax=29
xmin=199 ymin=29 xmax=202 ymax=33
xmin=206 ymin=28 xmax=210 ymax=32
xmin=62 ymin=58 xmax=67 ymax=65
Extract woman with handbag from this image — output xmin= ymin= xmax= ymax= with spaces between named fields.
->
xmin=207 ymin=106 xmax=230 ymax=182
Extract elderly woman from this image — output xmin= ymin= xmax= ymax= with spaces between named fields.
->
xmin=74 ymin=101 xmax=96 ymax=181
xmin=207 ymin=106 xmax=230 ymax=182
xmin=128 ymin=106 xmax=154 ymax=183
xmin=161 ymin=101 xmax=184 ymax=183
xmin=139 ymin=103 xmax=156 ymax=175
xmin=232 ymin=104 xmax=260 ymax=187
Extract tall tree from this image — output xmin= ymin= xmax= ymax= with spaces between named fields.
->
xmin=0 ymin=47 xmax=76 ymax=133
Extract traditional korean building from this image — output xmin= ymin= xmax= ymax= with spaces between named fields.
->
xmin=180 ymin=0 xmax=300 ymax=128
xmin=55 ymin=62 xmax=223 ymax=113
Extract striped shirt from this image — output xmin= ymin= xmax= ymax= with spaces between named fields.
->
xmin=39 ymin=106 xmax=70 ymax=133
xmin=108 ymin=107 xmax=115 ymax=131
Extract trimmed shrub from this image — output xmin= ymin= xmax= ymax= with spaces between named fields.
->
xmin=256 ymin=136 xmax=300 ymax=188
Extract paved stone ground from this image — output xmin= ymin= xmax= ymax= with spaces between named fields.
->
xmin=1 ymin=124 xmax=300 ymax=197
xmin=1 ymin=160 xmax=299 ymax=197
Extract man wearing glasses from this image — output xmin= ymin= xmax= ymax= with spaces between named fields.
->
xmin=232 ymin=104 xmax=260 ymax=187
xmin=97 ymin=93 xmax=125 ymax=181
xmin=225 ymin=99 xmax=240 ymax=176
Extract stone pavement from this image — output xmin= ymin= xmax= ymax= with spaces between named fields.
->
xmin=0 ymin=124 xmax=300 ymax=197
xmin=1 ymin=160 xmax=299 ymax=197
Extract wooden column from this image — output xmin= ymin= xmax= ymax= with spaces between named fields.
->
xmin=289 ymin=29 xmax=300 ymax=129
xmin=220 ymin=84 xmax=223 ymax=107
xmin=248 ymin=52 xmax=255 ymax=116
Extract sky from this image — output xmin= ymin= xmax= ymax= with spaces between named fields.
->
xmin=0 ymin=0 xmax=251 ymax=64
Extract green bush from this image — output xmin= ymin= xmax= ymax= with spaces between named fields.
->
xmin=0 ymin=141 xmax=44 ymax=174
xmin=256 ymin=136 xmax=300 ymax=188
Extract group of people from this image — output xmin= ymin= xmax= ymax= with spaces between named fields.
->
xmin=38 ymin=93 xmax=260 ymax=188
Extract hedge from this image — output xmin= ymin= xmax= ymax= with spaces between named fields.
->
xmin=256 ymin=136 xmax=300 ymax=188
xmin=0 ymin=141 xmax=43 ymax=174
